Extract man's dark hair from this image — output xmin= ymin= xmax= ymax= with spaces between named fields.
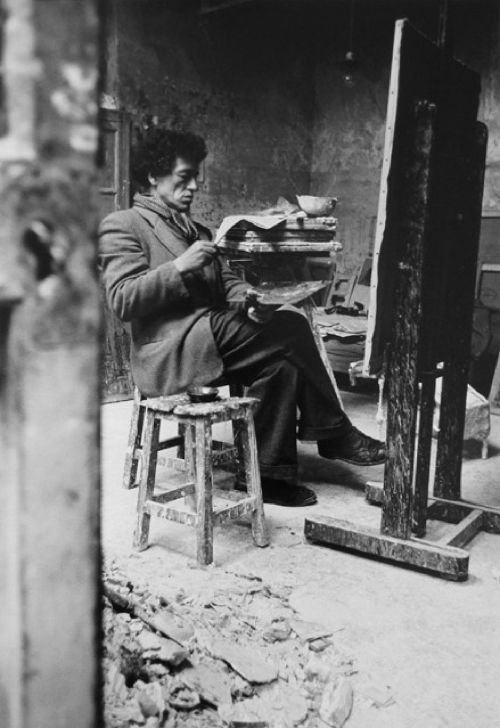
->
xmin=131 ymin=127 xmax=207 ymax=190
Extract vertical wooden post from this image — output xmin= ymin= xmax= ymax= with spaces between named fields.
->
xmin=134 ymin=412 xmax=160 ymax=550
xmin=381 ymin=101 xmax=435 ymax=539
xmin=434 ymin=123 xmax=488 ymax=500
xmin=195 ymin=419 xmax=214 ymax=565
xmin=412 ymin=372 xmax=437 ymax=537
xmin=233 ymin=411 xmax=269 ymax=548
xmin=0 ymin=2 xmax=101 ymax=727
xmin=123 ymin=386 xmax=145 ymax=489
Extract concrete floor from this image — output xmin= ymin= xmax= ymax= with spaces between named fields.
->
xmin=101 ymin=384 xmax=500 ymax=728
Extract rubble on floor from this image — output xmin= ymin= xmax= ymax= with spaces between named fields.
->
xmin=103 ymin=561 xmax=360 ymax=728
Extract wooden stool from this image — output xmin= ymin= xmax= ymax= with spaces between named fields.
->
xmin=123 ymin=385 xmax=244 ymax=489
xmin=133 ymin=394 xmax=269 ymax=565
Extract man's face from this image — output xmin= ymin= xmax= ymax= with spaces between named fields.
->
xmin=150 ymin=157 xmax=200 ymax=212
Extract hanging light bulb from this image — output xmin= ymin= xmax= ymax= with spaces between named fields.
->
xmin=342 ymin=0 xmax=358 ymax=87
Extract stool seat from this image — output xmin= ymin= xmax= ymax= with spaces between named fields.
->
xmin=133 ymin=394 xmax=269 ymax=565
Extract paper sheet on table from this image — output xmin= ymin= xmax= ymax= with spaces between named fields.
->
xmin=315 ymin=312 xmax=368 ymax=339
xmin=215 ymin=214 xmax=287 ymax=244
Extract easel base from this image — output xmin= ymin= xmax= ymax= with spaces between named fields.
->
xmin=366 ymin=481 xmax=500 ymax=535
xmin=304 ymin=514 xmax=469 ymax=580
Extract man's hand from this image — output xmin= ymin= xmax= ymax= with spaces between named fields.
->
xmin=174 ymin=241 xmax=217 ymax=274
xmin=246 ymin=290 xmax=275 ymax=325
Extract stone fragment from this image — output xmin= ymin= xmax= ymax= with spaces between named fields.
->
xmin=290 ymin=619 xmax=333 ymax=642
xmin=258 ymin=682 xmax=309 ymax=725
xmin=304 ymin=655 xmax=332 ymax=682
xmin=309 ymin=637 xmax=331 ymax=653
xmin=106 ymin=661 xmax=128 ymax=700
xmin=208 ymin=639 xmax=278 ymax=684
xmin=231 ymin=673 xmax=254 ymax=699
xmin=149 ymin=610 xmax=194 ymax=645
xmin=130 ymin=619 xmax=144 ymax=633
xmin=319 ymin=675 xmax=353 ymax=727
xmin=157 ymin=636 xmax=189 ymax=666
xmin=181 ymin=663 xmax=232 ymax=707
xmin=137 ymin=681 xmax=165 ymax=719
xmin=262 ymin=619 xmax=291 ymax=643
xmin=219 ymin=698 xmax=269 ymax=727
xmin=168 ymin=685 xmax=200 ymax=711
xmin=358 ymin=682 xmax=395 ymax=709
xmin=113 ymin=698 xmax=145 ymax=724
xmin=145 ymin=663 xmax=168 ymax=680
xmin=137 ymin=630 xmax=163 ymax=652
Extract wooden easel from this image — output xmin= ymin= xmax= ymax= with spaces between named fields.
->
xmin=305 ymin=18 xmax=500 ymax=580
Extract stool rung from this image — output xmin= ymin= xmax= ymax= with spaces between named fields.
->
xmin=157 ymin=435 xmax=183 ymax=451
xmin=145 ymin=499 xmax=197 ymax=527
xmin=165 ymin=443 xmax=236 ymax=473
xmin=212 ymin=443 xmax=237 ymax=467
xmin=150 ymin=484 xmax=195 ymax=505
xmin=213 ymin=497 xmax=256 ymax=525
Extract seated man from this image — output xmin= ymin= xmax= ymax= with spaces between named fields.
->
xmin=99 ymin=127 xmax=385 ymax=507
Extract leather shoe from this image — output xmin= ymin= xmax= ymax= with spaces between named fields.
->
xmin=236 ymin=477 xmax=317 ymax=507
xmin=318 ymin=426 xmax=386 ymax=466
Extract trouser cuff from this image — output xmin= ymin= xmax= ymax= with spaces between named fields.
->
xmin=259 ymin=462 xmax=298 ymax=484
xmin=298 ymin=419 xmax=352 ymax=442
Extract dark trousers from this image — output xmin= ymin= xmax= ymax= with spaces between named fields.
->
xmin=209 ymin=307 xmax=351 ymax=482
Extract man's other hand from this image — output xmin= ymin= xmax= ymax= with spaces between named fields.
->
xmin=174 ymin=241 xmax=217 ymax=274
xmin=246 ymin=290 xmax=275 ymax=324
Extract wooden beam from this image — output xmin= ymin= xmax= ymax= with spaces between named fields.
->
xmin=437 ymin=509 xmax=484 ymax=548
xmin=305 ymin=515 xmax=469 ymax=581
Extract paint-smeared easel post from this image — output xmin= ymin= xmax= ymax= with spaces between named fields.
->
xmin=305 ymin=19 xmax=496 ymax=580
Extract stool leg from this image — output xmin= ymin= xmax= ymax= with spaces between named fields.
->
xmin=184 ymin=423 xmax=197 ymax=511
xmin=234 ymin=414 xmax=269 ymax=548
xmin=133 ymin=411 xmax=160 ymax=551
xmin=195 ymin=419 xmax=214 ymax=565
xmin=123 ymin=389 xmax=145 ymax=490
xmin=177 ymin=422 xmax=186 ymax=459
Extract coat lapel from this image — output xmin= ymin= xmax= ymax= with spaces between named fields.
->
xmin=134 ymin=205 xmax=217 ymax=292
xmin=134 ymin=207 xmax=189 ymax=260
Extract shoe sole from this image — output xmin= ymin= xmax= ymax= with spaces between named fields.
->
xmin=263 ymin=495 xmax=317 ymax=507
xmin=331 ymin=455 xmax=385 ymax=466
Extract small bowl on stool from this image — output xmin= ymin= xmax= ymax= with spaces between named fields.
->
xmin=186 ymin=386 xmax=220 ymax=403
xmin=296 ymin=195 xmax=337 ymax=217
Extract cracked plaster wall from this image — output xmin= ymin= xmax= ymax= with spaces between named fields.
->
xmin=105 ymin=1 xmax=499 ymax=266
xmin=310 ymin=0 xmax=500 ymax=271
xmin=105 ymin=0 xmax=315 ymax=230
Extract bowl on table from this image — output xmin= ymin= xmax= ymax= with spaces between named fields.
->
xmin=296 ymin=195 xmax=337 ymax=217
xmin=186 ymin=386 xmax=220 ymax=403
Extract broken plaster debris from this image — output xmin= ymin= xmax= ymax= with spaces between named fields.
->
xmin=102 ymin=561 xmax=364 ymax=728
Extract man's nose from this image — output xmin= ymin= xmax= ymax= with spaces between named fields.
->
xmin=187 ymin=176 xmax=198 ymax=191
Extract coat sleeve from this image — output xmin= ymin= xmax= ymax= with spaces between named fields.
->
xmin=98 ymin=211 xmax=191 ymax=322
xmin=218 ymin=256 xmax=250 ymax=306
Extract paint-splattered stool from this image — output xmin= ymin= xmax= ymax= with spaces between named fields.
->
xmin=133 ymin=394 xmax=269 ymax=565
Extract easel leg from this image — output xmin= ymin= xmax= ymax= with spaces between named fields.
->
xmin=412 ymin=373 xmax=436 ymax=537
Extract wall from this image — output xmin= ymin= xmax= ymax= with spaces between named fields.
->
xmin=105 ymin=0 xmax=316 ymax=229
xmin=309 ymin=0 xmax=500 ymax=271
xmin=105 ymin=0 xmax=500 ymax=267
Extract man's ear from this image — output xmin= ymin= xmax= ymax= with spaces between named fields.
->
xmin=147 ymin=173 xmax=157 ymax=187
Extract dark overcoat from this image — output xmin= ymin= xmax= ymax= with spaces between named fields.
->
xmin=98 ymin=206 xmax=248 ymax=396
